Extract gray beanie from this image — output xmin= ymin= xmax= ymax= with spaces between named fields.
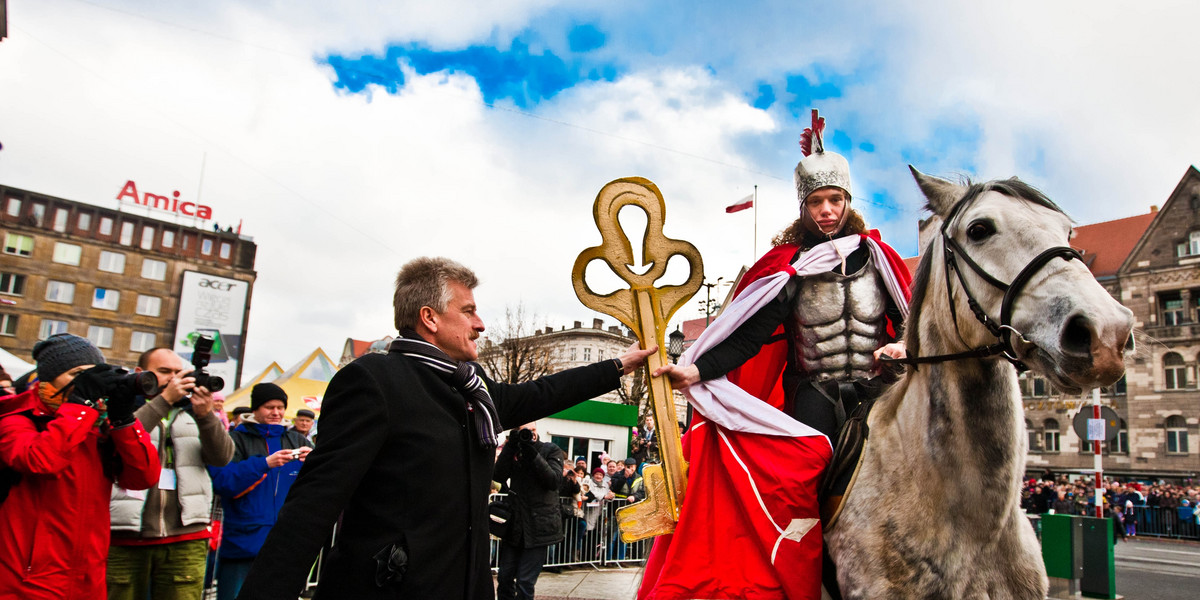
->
xmin=32 ymin=333 xmax=106 ymax=384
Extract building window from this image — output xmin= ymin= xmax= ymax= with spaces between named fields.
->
xmin=1042 ymin=418 xmax=1061 ymax=453
xmin=52 ymin=242 xmax=82 ymax=266
xmin=77 ymin=213 xmax=92 ymax=231
xmin=0 ymin=273 xmax=26 ymax=296
xmin=141 ymin=259 xmax=167 ymax=281
xmin=3 ymin=233 xmax=33 ymax=257
xmin=39 ymin=319 xmax=68 ymax=339
xmin=45 ymin=281 xmax=75 ymax=304
xmin=201 ymin=238 xmax=213 ymax=255
xmin=98 ymin=251 xmax=126 ymax=274
xmin=92 ymin=288 xmax=120 ymax=311
xmin=87 ymin=326 xmax=114 ymax=349
xmin=5 ymin=198 xmax=20 ymax=217
xmin=583 ymin=347 xmax=591 ymax=361
xmin=219 ymin=241 xmax=231 ymax=259
xmin=162 ymin=230 xmax=175 ymax=248
xmin=1026 ymin=419 xmax=1041 ymax=453
xmin=1164 ymin=352 xmax=1189 ymax=390
xmin=52 ymin=208 xmax=69 ymax=232
xmin=99 ymin=216 xmax=114 ymax=236
xmin=130 ymin=331 xmax=157 ymax=352
xmin=1189 ymin=232 xmax=1200 ymax=256
xmin=569 ymin=347 xmax=577 ymax=361
xmin=119 ymin=222 xmax=135 ymax=246
xmin=1163 ymin=298 xmax=1186 ymax=326
xmin=1106 ymin=375 xmax=1127 ymax=396
xmin=140 ymin=226 xmax=155 ymax=250
xmin=1166 ymin=415 xmax=1189 ymax=455
xmin=0 ymin=314 xmax=17 ymax=336
xmin=31 ymin=203 xmax=45 ymax=226
xmin=135 ymin=294 xmax=162 ymax=317
xmin=1108 ymin=419 xmax=1128 ymax=455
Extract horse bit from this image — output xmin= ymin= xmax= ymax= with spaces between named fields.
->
xmin=885 ymin=195 xmax=1083 ymax=370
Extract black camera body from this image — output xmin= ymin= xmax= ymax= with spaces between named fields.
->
xmin=118 ymin=370 xmax=161 ymax=398
xmin=516 ymin=428 xmax=534 ymax=443
xmin=191 ymin=335 xmax=226 ymax=392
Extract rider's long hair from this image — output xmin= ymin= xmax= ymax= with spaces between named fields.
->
xmin=771 ymin=207 xmax=867 ymax=250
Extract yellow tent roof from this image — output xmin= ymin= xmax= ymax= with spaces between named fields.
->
xmin=225 ymin=348 xmax=338 ymax=419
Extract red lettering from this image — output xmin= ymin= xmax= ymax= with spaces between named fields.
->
xmin=196 ymin=205 xmax=212 ymax=220
xmin=116 ymin=180 xmax=140 ymax=203
xmin=179 ymin=202 xmax=195 ymax=216
xmin=144 ymin=192 xmax=171 ymax=210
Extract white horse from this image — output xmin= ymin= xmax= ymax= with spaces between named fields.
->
xmin=824 ymin=168 xmax=1134 ymax=599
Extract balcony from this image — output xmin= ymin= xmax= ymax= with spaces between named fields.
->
xmin=1143 ymin=323 xmax=1200 ymax=342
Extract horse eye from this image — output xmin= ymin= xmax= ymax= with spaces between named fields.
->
xmin=966 ymin=221 xmax=995 ymax=241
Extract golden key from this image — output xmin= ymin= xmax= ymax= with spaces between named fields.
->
xmin=571 ymin=177 xmax=703 ymax=542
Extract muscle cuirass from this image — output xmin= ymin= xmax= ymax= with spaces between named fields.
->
xmin=786 ymin=252 xmax=890 ymax=382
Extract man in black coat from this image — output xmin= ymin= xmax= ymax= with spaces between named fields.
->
xmin=235 ymin=257 xmax=655 ymax=600
xmin=493 ymin=423 xmax=563 ymax=600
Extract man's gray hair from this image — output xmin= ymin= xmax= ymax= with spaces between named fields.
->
xmin=393 ymin=257 xmax=479 ymax=331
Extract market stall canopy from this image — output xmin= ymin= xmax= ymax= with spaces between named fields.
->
xmin=0 ymin=347 xmax=35 ymax=379
xmin=224 ymin=348 xmax=337 ymax=419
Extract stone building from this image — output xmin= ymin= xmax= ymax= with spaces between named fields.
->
xmin=1023 ymin=166 xmax=1200 ymax=481
xmin=0 ymin=183 xmax=256 ymax=381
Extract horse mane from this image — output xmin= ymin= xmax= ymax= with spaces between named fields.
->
xmin=903 ymin=176 xmax=1070 ymax=357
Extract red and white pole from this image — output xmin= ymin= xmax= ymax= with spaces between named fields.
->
xmin=1092 ymin=388 xmax=1104 ymax=518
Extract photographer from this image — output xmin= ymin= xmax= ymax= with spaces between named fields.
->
xmin=208 ymin=382 xmax=312 ymax=600
xmin=0 ymin=334 xmax=160 ymax=599
xmin=107 ymin=347 xmax=234 ymax=600
xmin=493 ymin=423 xmax=565 ymax=600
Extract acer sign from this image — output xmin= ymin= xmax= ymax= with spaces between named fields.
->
xmin=116 ymin=180 xmax=214 ymax=220
xmin=174 ymin=271 xmax=247 ymax=390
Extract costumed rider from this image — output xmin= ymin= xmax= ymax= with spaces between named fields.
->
xmin=640 ymin=110 xmax=912 ymax=600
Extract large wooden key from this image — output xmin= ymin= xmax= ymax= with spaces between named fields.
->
xmin=571 ymin=177 xmax=703 ymax=542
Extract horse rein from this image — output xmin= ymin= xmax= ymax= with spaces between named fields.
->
xmin=883 ymin=194 xmax=1083 ymax=370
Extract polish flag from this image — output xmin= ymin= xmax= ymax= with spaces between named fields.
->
xmin=725 ymin=194 xmax=753 ymax=213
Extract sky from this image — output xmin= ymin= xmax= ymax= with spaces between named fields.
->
xmin=2 ymin=0 xmax=1198 ymax=386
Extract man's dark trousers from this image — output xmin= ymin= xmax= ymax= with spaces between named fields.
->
xmin=496 ymin=542 xmax=547 ymax=600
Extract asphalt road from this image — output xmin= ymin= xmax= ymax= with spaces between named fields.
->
xmin=1113 ymin=537 xmax=1200 ymax=600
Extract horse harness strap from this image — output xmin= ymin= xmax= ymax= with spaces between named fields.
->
xmin=888 ymin=201 xmax=1083 ymax=370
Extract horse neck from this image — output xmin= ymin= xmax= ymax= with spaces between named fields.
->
xmin=888 ymin=255 xmax=1028 ymax=508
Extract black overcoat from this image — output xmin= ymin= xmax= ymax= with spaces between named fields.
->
xmin=235 ymin=349 xmax=620 ymax=600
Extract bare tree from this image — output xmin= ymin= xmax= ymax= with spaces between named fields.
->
xmin=477 ymin=304 xmax=559 ymax=384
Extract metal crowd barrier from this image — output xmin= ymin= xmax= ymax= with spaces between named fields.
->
xmin=488 ymin=493 xmax=652 ymax=571
xmin=1126 ymin=505 xmax=1200 ymax=540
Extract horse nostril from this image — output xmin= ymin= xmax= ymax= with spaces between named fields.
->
xmin=1061 ymin=315 xmax=1093 ymax=356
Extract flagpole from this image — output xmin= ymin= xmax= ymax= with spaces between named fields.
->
xmin=753 ymin=184 xmax=758 ymax=260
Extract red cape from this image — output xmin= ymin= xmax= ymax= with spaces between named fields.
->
xmin=638 ymin=232 xmax=912 ymax=600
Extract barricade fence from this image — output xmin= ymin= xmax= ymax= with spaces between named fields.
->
xmin=1025 ymin=505 xmax=1200 ymax=541
xmin=488 ymin=493 xmax=652 ymax=571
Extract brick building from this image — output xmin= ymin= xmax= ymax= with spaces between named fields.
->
xmin=0 ymin=183 xmax=256 ymax=381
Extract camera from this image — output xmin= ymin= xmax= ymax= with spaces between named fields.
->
xmin=191 ymin=335 xmax=225 ymax=392
xmin=115 ymin=370 xmax=161 ymax=398
xmin=516 ymin=428 xmax=534 ymax=443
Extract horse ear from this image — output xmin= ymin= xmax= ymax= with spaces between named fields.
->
xmin=909 ymin=165 xmax=966 ymax=218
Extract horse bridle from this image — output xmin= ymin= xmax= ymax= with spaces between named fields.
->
xmin=885 ymin=194 xmax=1083 ymax=370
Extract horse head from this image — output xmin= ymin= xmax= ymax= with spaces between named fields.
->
xmin=909 ymin=167 xmax=1134 ymax=394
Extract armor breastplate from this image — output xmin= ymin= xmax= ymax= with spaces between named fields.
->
xmin=787 ymin=252 xmax=889 ymax=382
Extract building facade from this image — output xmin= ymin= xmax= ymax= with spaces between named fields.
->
xmin=1023 ymin=167 xmax=1200 ymax=481
xmin=0 ymin=183 xmax=256 ymax=380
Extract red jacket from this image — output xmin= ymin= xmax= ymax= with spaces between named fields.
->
xmin=0 ymin=388 xmax=160 ymax=600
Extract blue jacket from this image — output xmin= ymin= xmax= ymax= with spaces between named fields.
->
xmin=207 ymin=422 xmax=312 ymax=559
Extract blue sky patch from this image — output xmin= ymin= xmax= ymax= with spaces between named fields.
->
xmin=752 ymin=83 xmax=775 ymax=110
xmin=323 ymin=30 xmax=623 ymax=108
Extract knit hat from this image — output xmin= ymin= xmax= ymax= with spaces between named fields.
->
xmin=32 ymin=333 xmax=105 ymax=384
xmin=250 ymin=382 xmax=288 ymax=411
xmin=231 ymin=406 xmax=252 ymax=416
xmin=295 ymin=409 xmax=315 ymax=419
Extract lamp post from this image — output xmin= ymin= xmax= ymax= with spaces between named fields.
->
xmin=668 ymin=326 xmax=685 ymax=364
xmin=699 ymin=277 xmax=725 ymax=326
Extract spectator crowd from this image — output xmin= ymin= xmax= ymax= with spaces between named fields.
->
xmin=1022 ymin=470 xmax=1200 ymax=540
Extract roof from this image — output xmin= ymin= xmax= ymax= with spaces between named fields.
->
xmin=1070 ymin=211 xmax=1157 ymax=278
xmin=225 ymin=348 xmax=338 ymax=418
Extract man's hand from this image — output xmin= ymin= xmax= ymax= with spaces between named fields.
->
xmin=652 ymin=363 xmax=701 ymax=390
xmin=873 ymin=341 xmax=906 ymax=361
xmin=189 ymin=386 xmax=214 ymax=418
xmin=162 ymin=371 xmax=197 ymax=405
xmin=296 ymin=446 xmax=313 ymax=462
xmin=266 ymin=449 xmax=300 ymax=469
xmin=616 ymin=343 xmax=658 ymax=375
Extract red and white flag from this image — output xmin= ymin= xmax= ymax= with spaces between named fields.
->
xmin=725 ymin=194 xmax=753 ymax=213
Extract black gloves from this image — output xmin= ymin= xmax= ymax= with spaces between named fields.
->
xmin=65 ymin=365 xmax=136 ymax=427
xmin=66 ymin=365 xmax=119 ymax=407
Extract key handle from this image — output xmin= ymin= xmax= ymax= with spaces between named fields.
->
xmin=572 ymin=177 xmax=703 ymax=335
